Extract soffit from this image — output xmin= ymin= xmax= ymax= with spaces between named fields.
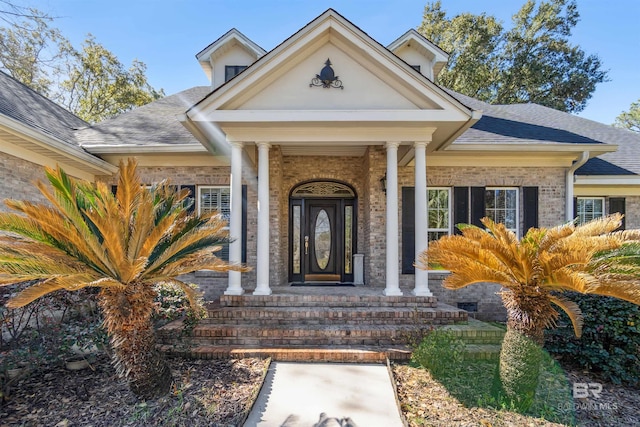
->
xmin=0 ymin=128 xmax=115 ymax=179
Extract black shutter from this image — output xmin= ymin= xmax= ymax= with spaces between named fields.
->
xmin=470 ymin=187 xmax=486 ymax=227
xmin=453 ymin=187 xmax=469 ymax=234
xmin=111 ymin=185 xmax=117 ymax=195
xmin=523 ymin=187 xmax=539 ymax=231
xmin=242 ymin=185 xmax=248 ymax=263
xmin=181 ymin=185 xmax=196 ymax=213
xmin=401 ymin=187 xmax=415 ymax=274
xmin=573 ymin=197 xmax=578 ymax=222
xmin=609 ymin=197 xmax=626 ymax=230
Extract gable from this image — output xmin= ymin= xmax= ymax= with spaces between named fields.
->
xmin=237 ymin=42 xmax=433 ymax=111
xmin=193 ymin=10 xmax=471 ymax=118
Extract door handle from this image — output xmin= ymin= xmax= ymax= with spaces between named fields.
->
xmin=304 ymin=235 xmax=309 ymax=255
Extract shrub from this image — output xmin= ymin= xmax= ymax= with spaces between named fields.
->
xmin=411 ymin=328 xmax=465 ymax=377
xmin=152 ymin=282 xmax=206 ymax=330
xmin=545 ymin=292 xmax=640 ymax=387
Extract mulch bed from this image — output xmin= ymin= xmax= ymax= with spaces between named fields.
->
xmin=1 ymin=355 xmax=269 ymax=427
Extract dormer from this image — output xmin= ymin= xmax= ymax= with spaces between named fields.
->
xmin=196 ymin=28 xmax=266 ymax=89
xmin=387 ymin=29 xmax=449 ymax=81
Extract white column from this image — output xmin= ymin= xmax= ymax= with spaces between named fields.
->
xmin=254 ymin=142 xmax=272 ymax=295
xmin=413 ymin=141 xmax=432 ymax=296
xmin=225 ymin=141 xmax=244 ymax=295
xmin=384 ymin=141 xmax=402 ymax=296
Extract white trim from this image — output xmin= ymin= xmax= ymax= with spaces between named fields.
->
xmin=83 ymin=144 xmax=209 ymax=154
xmin=575 ymin=175 xmax=640 ymax=185
xmin=445 ymin=143 xmax=616 ymax=155
xmin=222 ymin=125 xmax=438 ymax=145
xmin=0 ymin=114 xmax=117 ymax=175
xmin=196 ymin=28 xmax=266 ymax=62
xmin=191 ymin=109 xmax=470 ymax=123
xmin=387 ymin=29 xmax=449 ymax=60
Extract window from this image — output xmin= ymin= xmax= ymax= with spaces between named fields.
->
xmin=485 ymin=188 xmax=518 ymax=234
xmin=225 ymin=65 xmax=247 ymax=82
xmin=198 ymin=186 xmax=231 ymax=260
xmin=577 ymin=197 xmax=605 ymax=225
xmin=427 ymin=188 xmax=451 ymax=242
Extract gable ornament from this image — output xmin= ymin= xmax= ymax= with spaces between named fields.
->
xmin=310 ymin=58 xmax=344 ymax=89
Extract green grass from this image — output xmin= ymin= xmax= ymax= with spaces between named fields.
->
xmin=411 ymin=332 xmax=576 ymax=425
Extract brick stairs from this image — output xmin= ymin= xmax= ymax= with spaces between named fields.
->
xmin=157 ymin=293 xmax=504 ymax=363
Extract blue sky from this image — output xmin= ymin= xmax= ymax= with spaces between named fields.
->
xmin=29 ymin=0 xmax=640 ymax=125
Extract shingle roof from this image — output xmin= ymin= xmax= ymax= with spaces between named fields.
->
xmin=75 ymin=86 xmax=211 ymax=147
xmin=444 ymin=90 xmax=640 ymax=176
xmin=0 ymin=70 xmax=87 ymax=144
xmin=498 ymin=103 xmax=640 ymax=176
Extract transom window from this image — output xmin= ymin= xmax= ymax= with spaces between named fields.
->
xmin=577 ymin=197 xmax=605 ymax=225
xmin=427 ymin=188 xmax=451 ymax=242
xmin=198 ymin=186 xmax=231 ymax=260
xmin=485 ymin=188 xmax=518 ymax=234
xmin=225 ymin=65 xmax=247 ymax=82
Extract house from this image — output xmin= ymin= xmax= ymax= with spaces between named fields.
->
xmin=2 ymin=9 xmax=640 ymax=321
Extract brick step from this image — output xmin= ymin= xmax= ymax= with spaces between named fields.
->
xmin=159 ymin=344 xmax=412 ymax=362
xmin=159 ymin=323 xmax=421 ymax=347
xmin=204 ymin=305 xmax=465 ymax=325
xmin=218 ymin=294 xmax=438 ymax=308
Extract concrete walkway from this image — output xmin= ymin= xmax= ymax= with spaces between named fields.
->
xmin=244 ymin=362 xmax=404 ymax=427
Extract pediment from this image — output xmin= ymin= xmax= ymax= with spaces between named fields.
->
xmin=192 ymin=10 xmax=472 ymax=118
xmin=236 ymin=42 xmax=432 ymax=111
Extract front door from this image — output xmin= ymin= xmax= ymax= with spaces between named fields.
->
xmin=289 ymin=181 xmax=356 ymax=284
xmin=305 ymin=200 xmax=341 ymax=281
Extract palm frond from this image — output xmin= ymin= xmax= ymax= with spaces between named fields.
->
xmin=588 ymin=281 xmax=640 ymax=306
xmin=571 ymin=213 xmax=623 ymax=237
xmin=544 ymin=268 xmax=597 ymax=293
xmin=549 ymin=294 xmax=584 ymax=337
xmin=154 ymin=249 xmax=247 ymax=278
xmin=143 ymin=216 xmax=230 ymax=277
xmin=115 ymin=158 xmax=144 ymax=241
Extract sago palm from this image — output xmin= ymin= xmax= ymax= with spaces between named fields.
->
xmin=417 ymin=215 xmax=640 ymax=409
xmin=0 ymin=159 xmax=244 ymax=399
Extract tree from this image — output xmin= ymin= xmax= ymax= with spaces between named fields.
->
xmin=0 ymin=159 xmax=245 ymax=399
xmin=614 ymin=98 xmax=640 ymax=133
xmin=419 ymin=0 xmax=608 ymax=113
xmin=0 ymin=10 xmax=163 ymax=122
xmin=418 ymin=215 xmax=640 ymax=409
xmin=418 ymin=3 xmax=503 ymax=101
xmin=58 ymin=35 xmax=163 ymax=123
xmin=0 ymin=10 xmax=70 ymax=97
